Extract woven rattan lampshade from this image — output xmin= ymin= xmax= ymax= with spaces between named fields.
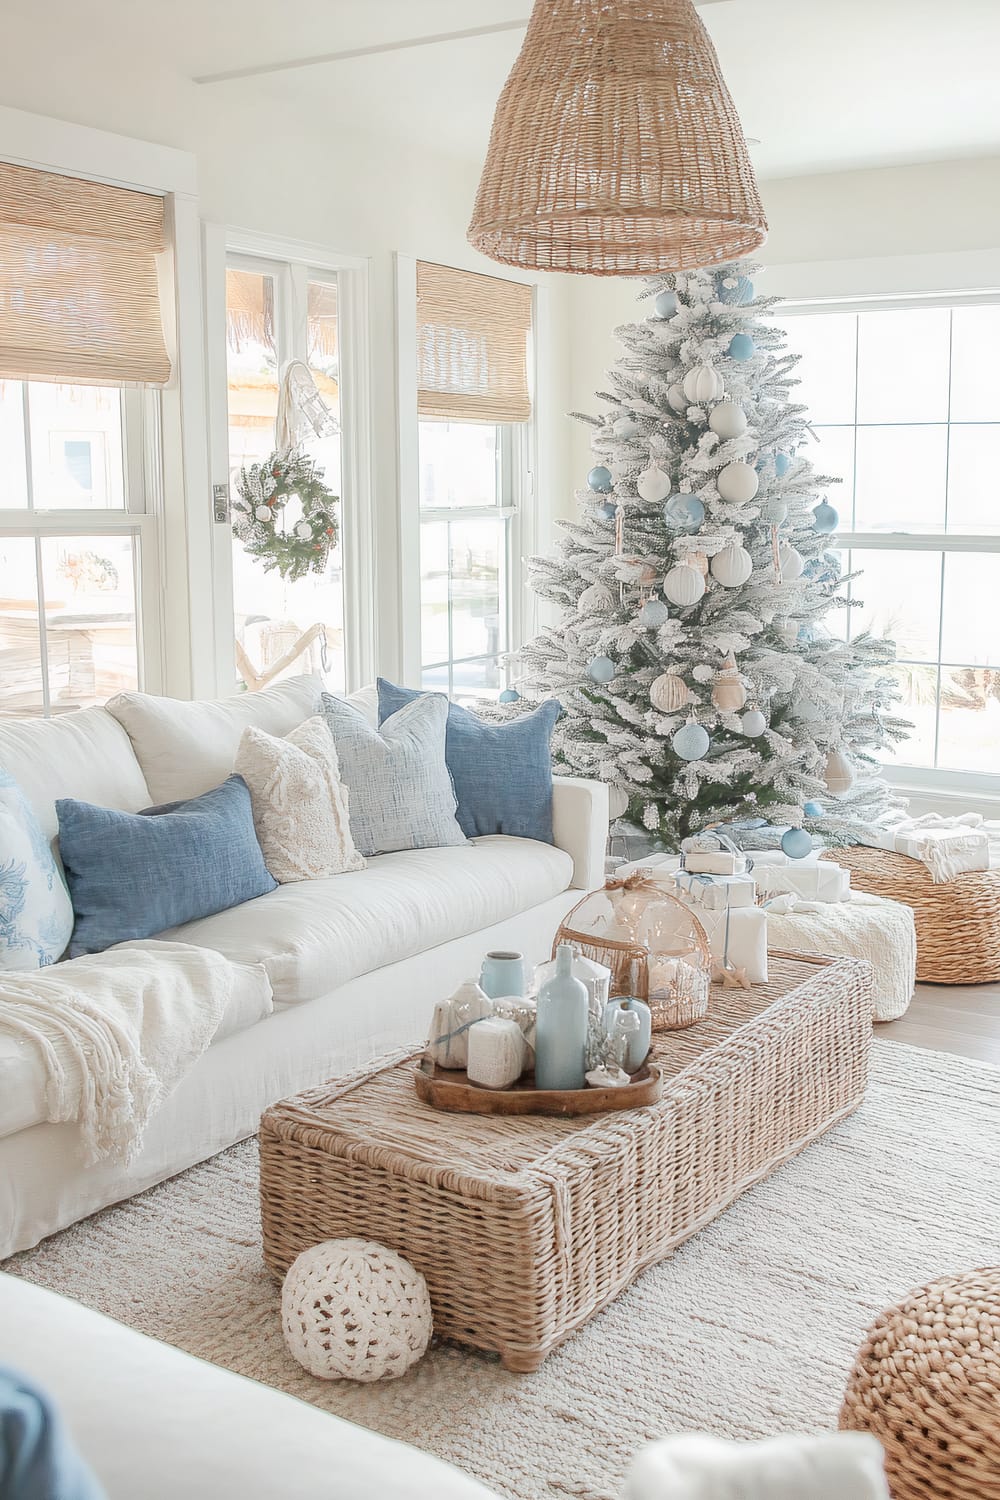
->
xmin=468 ymin=0 xmax=767 ymax=275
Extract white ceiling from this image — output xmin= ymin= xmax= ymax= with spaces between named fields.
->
xmin=17 ymin=0 xmax=1000 ymax=181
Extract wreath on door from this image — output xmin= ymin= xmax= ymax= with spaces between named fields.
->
xmin=232 ymin=447 xmax=339 ymax=583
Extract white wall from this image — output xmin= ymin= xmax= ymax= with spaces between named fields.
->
xmin=0 ymin=43 xmax=574 ymax=684
xmin=566 ymin=155 xmax=1000 ymax=490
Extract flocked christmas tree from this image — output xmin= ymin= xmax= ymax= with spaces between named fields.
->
xmin=517 ymin=261 xmax=909 ymax=850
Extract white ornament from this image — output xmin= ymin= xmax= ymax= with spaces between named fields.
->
xmin=613 ymin=415 xmax=641 ymax=438
xmin=667 ymin=383 xmax=689 ymax=414
xmin=824 ymin=748 xmax=855 ymax=795
xmin=650 ymin=673 xmax=689 ymax=712
xmin=710 ymin=543 xmax=753 ymax=588
xmin=708 ymin=401 xmax=748 ymax=440
xmin=741 ymin=708 xmax=767 ymax=737
xmin=608 ymin=785 xmax=629 ymax=819
xmin=295 ymin=521 xmax=312 ymax=539
xmin=578 ymin=582 xmax=614 ymax=614
xmin=663 ymin=562 xmax=706 ymax=607
xmin=763 ymin=498 xmax=789 ymax=526
xmin=683 ymin=364 xmax=725 ymax=404
xmin=281 ymin=1238 xmax=432 ymax=1383
xmin=636 ymin=464 xmax=672 ymax=504
xmin=255 ymin=506 xmax=272 ymax=522
xmin=711 ymin=654 xmax=747 ymax=712
xmin=716 ymin=461 xmax=760 ymax=504
xmin=779 ymin=544 xmax=805 ymax=581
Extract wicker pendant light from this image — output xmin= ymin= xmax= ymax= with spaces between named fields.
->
xmin=468 ymin=0 xmax=767 ymax=275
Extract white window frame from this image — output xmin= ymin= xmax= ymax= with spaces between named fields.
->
xmin=394 ymin=253 xmax=539 ymax=691
xmin=204 ymin=226 xmax=374 ymax=694
xmin=782 ymin=287 xmax=1000 ymax=801
xmin=0 ymin=104 xmax=209 ymax=701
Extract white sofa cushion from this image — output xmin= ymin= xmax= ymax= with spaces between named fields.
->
xmin=106 ymin=675 xmax=323 ymax=804
xmin=0 ymin=957 xmax=273 ymax=1140
xmin=0 ymin=1274 xmax=496 ymax=1500
xmin=161 ymin=836 xmax=574 ymax=1005
xmin=0 ymin=706 xmax=150 ymax=840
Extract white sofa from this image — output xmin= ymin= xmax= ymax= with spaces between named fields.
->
xmin=0 ymin=676 xmax=608 ymax=1258
xmin=0 ymin=1272 xmax=498 ymax=1500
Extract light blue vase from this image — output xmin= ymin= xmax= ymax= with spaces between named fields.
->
xmin=480 ymin=950 xmax=525 ymax=1000
xmin=603 ymin=997 xmax=652 ymax=1073
xmin=535 ymin=944 xmax=589 ymax=1091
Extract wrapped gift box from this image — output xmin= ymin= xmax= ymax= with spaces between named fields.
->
xmin=672 ymin=870 xmax=757 ymax=910
xmin=682 ymin=849 xmax=748 ymax=875
xmin=690 ymin=904 xmax=768 ymax=984
xmin=753 ymin=863 xmax=851 ymax=904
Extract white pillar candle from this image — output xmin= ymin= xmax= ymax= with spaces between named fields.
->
xmin=466 ymin=1017 xmax=525 ymax=1090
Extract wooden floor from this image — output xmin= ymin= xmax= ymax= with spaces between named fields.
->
xmin=879 ymin=980 xmax=1000 ymax=1065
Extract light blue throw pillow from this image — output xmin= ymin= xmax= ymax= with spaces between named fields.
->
xmin=319 ymin=691 xmax=466 ymax=857
xmin=0 ymin=1364 xmax=107 ymax=1500
xmin=57 ymin=775 xmax=277 ymax=958
xmin=0 ymin=769 xmax=73 ymax=971
xmin=377 ymin=680 xmax=560 ymax=843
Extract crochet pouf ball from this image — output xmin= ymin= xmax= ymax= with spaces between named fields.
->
xmin=840 ymin=1268 xmax=1000 ymax=1500
xmin=281 ymin=1237 xmax=432 ymax=1382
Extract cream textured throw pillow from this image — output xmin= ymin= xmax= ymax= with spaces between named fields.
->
xmin=234 ymin=716 xmax=364 ymax=882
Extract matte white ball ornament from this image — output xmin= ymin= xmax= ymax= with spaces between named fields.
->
xmin=708 ymin=401 xmax=748 ymax=440
xmin=662 ymin=562 xmax=706 ymax=607
xmin=636 ymin=464 xmax=672 ymax=504
xmin=672 ymin=720 xmax=710 ymax=761
xmin=281 ymin=1238 xmax=432 ymax=1383
xmin=824 ymin=748 xmax=855 ymax=795
xmin=613 ymin=414 xmax=641 ymax=438
xmin=717 ymin=461 xmax=760 ymax=504
xmin=710 ymin=543 xmax=753 ymax=588
xmin=578 ymin=581 xmax=614 ymax=614
xmin=650 ymin=673 xmax=689 ymax=712
xmin=587 ymin=655 xmax=616 ymax=683
xmin=255 ymin=506 xmax=272 ymax=522
xmin=640 ymin=598 xmax=670 ymax=629
xmin=779 ymin=544 xmax=805 ymax=581
xmin=667 ymin=383 xmax=689 ymax=414
xmin=683 ymin=364 xmax=724 ymax=404
xmin=741 ymin=708 xmax=767 ymax=737
xmin=608 ymin=786 xmax=629 ymax=819
xmin=295 ymin=521 xmax=313 ymax=539
xmin=653 ymin=289 xmax=679 ymax=319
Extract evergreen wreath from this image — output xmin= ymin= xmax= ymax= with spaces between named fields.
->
xmin=232 ymin=448 xmax=340 ymax=583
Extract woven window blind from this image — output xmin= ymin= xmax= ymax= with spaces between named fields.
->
xmin=416 ymin=260 xmax=532 ymax=423
xmin=0 ymin=160 xmax=171 ymax=386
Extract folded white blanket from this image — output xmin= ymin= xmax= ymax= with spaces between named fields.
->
xmin=861 ymin=812 xmax=1000 ymax=883
xmin=0 ymin=941 xmax=246 ymax=1164
xmin=625 ymin=1432 xmax=889 ymax=1499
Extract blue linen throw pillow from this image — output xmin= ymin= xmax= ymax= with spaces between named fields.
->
xmin=376 ymin=679 xmax=560 ymax=843
xmin=0 ymin=1364 xmax=107 ymax=1500
xmin=57 ymin=775 xmax=277 ymax=957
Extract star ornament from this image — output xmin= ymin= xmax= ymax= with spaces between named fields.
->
xmin=713 ymin=961 xmax=752 ymax=990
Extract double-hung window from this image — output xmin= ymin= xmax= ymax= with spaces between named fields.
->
xmin=415 ymin=261 xmax=533 ymax=702
xmin=782 ymin=298 xmax=1000 ymax=787
xmin=0 ymin=161 xmax=169 ymax=717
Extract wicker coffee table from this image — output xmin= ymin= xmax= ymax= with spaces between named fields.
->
xmin=260 ymin=952 xmax=873 ymax=1371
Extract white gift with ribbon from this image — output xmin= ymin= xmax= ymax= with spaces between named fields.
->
xmin=693 ymin=904 xmax=768 ymax=983
xmin=753 ymin=862 xmax=850 ymax=904
xmin=672 ymin=870 xmax=757 ymax=910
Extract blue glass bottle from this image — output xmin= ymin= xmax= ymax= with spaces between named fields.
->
xmin=535 ymin=943 xmax=589 ymax=1091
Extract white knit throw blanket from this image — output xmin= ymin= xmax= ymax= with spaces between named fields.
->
xmin=0 ymin=941 xmax=235 ymax=1164
xmin=625 ymin=1432 xmax=889 ymax=1499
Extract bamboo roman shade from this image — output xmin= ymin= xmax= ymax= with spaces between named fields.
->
xmin=416 ymin=260 xmax=532 ymax=423
xmin=0 ymin=160 xmax=171 ymax=386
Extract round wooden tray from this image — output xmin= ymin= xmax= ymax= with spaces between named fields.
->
xmin=413 ymin=1056 xmax=662 ymax=1116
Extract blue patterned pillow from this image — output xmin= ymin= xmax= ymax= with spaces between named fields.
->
xmin=0 ymin=769 xmax=73 ymax=971
xmin=57 ymin=775 xmax=277 ymax=957
xmin=319 ymin=691 xmax=466 ymax=857
xmin=376 ymin=680 xmax=560 ymax=843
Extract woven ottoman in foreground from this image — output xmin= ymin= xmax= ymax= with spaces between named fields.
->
xmin=840 ymin=1267 xmax=1000 ymax=1499
xmin=764 ymin=891 xmax=915 ymax=1022
xmin=260 ymin=953 xmax=872 ymax=1372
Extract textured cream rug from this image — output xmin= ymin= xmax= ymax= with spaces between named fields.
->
xmin=7 ymin=1040 xmax=1000 ymax=1500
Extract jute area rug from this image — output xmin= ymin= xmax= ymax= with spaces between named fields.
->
xmin=7 ymin=1040 xmax=999 ymax=1500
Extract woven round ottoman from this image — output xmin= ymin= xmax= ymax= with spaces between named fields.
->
xmin=840 ymin=1268 xmax=1000 ymax=1499
xmin=822 ymin=848 xmax=1000 ymax=984
xmin=765 ymin=891 xmax=915 ymax=1021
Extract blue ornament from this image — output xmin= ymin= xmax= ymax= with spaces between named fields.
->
xmin=587 ymin=655 xmax=615 ymax=683
xmin=780 ymin=827 xmax=813 ymax=860
xmin=653 ymin=289 xmax=678 ymax=319
xmin=588 ymin=465 xmax=614 ymax=493
xmin=672 ymin=721 xmax=710 ymax=761
xmin=718 ymin=274 xmax=754 ymax=306
xmin=597 ymin=501 xmax=617 ymax=520
xmin=803 ymin=800 xmax=824 ymax=818
xmin=798 ymin=625 xmax=815 ymax=642
xmin=774 ymin=451 xmax=791 ymax=477
xmin=803 ymin=560 xmax=823 ymax=579
xmin=640 ymin=598 xmax=670 ymax=629
xmin=665 ymin=493 xmax=706 ymax=529
xmin=498 ymin=688 xmax=520 ymax=704
xmin=813 ymin=501 xmax=839 ymax=533
xmin=728 ymin=333 xmax=755 ymax=362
